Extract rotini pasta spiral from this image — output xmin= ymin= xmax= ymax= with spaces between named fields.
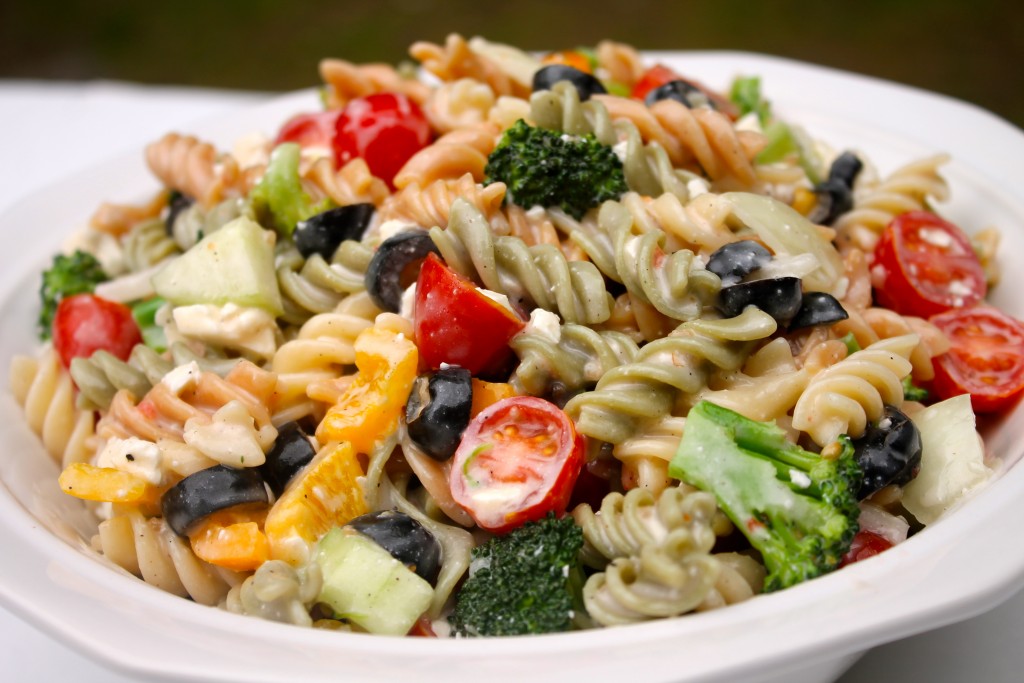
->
xmin=97 ymin=360 xmax=276 ymax=443
xmin=573 ymin=485 xmax=722 ymax=570
xmin=594 ymin=95 xmax=766 ymax=188
xmin=270 ymin=297 xmax=377 ymax=423
xmin=224 ymin=559 xmax=323 ymax=626
xmin=833 ymin=307 xmax=950 ymax=382
xmin=834 ymin=153 xmax=951 ymax=252
xmin=422 ymin=78 xmax=497 ymax=134
xmin=10 ymin=348 xmax=96 ymax=466
xmin=70 ymin=345 xmax=172 ymax=410
xmin=168 ymin=196 xmax=254 ymax=251
xmin=696 ymin=552 xmax=766 ymax=611
xmin=582 ymin=525 xmax=720 ymax=626
xmin=429 ymin=198 xmax=612 ymax=325
xmin=410 ymin=33 xmax=531 ymax=98
xmin=89 ymin=192 xmax=166 ymax=237
xmin=319 ymin=57 xmax=430 ymax=109
xmin=378 ymin=173 xmax=508 ymax=233
xmin=393 ymin=125 xmax=498 ymax=191
xmin=792 ymin=334 xmax=918 ymax=446
xmin=553 ymin=196 xmax=722 ymax=324
xmin=611 ymin=415 xmax=687 ymax=492
xmin=145 ymin=132 xmax=244 ymax=207
xmin=510 ymin=322 xmax=639 ymax=399
xmin=276 ymin=243 xmax=351 ymax=325
xmin=122 ymin=218 xmax=180 ymax=273
xmin=95 ymin=510 xmax=241 ymax=606
xmin=565 ymin=307 xmax=778 ymax=445
xmin=594 ymin=40 xmax=645 ymax=90
xmin=302 ymin=157 xmax=390 ymax=208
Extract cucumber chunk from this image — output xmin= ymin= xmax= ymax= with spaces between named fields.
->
xmin=315 ymin=527 xmax=434 ymax=636
xmin=151 ymin=216 xmax=283 ymax=315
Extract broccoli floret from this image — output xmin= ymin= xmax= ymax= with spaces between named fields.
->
xmin=450 ymin=513 xmax=585 ymax=636
xmin=669 ymin=400 xmax=861 ymax=592
xmin=38 ymin=250 xmax=108 ymax=339
xmin=484 ymin=119 xmax=627 ymax=220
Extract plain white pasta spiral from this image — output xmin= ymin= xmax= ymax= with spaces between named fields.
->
xmin=10 ymin=348 xmax=96 ymax=467
xmin=95 ymin=511 xmax=242 ymax=606
xmin=792 ymin=334 xmax=917 ymax=446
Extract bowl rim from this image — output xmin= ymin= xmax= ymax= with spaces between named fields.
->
xmin=2 ymin=49 xmax=1024 ymax=683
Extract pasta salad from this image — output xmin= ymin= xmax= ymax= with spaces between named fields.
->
xmin=9 ymin=34 xmax=1021 ymax=637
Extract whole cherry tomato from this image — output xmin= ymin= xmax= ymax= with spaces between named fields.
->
xmin=872 ymin=211 xmax=986 ymax=318
xmin=450 ymin=396 xmax=584 ymax=534
xmin=414 ymin=253 xmax=525 ymax=377
xmin=332 ymin=93 xmax=431 ymax=188
xmin=274 ymin=110 xmax=341 ymax=149
xmin=930 ymin=306 xmax=1024 ymax=413
xmin=52 ymin=294 xmax=142 ymax=368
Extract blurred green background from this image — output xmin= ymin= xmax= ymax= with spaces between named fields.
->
xmin=1 ymin=0 xmax=1021 ymax=126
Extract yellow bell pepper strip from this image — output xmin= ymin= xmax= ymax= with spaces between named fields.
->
xmin=315 ymin=325 xmax=418 ymax=455
xmin=470 ymin=379 xmax=517 ymax=418
xmin=263 ymin=441 xmax=369 ymax=566
xmin=188 ymin=508 xmax=270 ymax=572
xmin=58 ymin=463 xmax=161 ymax=509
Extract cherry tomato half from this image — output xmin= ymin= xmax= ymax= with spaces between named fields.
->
xmin=450 ymin=396 xmax=584 ymax=534
xmin=930 ymin=306 xmax=1024 ymax=413
xmin=53 ymin=294 xmax=142 ymax=368
xmin=414 ymin=253 xmax=525 ymax=377
xmin=332 ymin=93 xmax=431 ymax=189
xmin=872 ymin=211 xmax=986 ymax=318
xmin=274 ymin=110 xmax=341 ymax=149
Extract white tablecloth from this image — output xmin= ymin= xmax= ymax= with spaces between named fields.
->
xmin=0 ymin=80 xmax=1021 ymax=683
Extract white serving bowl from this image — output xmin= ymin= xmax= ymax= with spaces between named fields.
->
xmin=1 ymin=52 xmax=1023 ymax=683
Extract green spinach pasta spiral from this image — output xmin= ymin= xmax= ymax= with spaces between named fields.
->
xmin=565 ymin=306 xmax=778 ymax=444
xmin=553 ymin=197 xmax=722 ymax=323
xmin=225 ymin=559 xmax=323 ymax=626
xmin=122 ymin=218 xmax=180 ymax=272
xmin=582 ymin=524 xmax=720 ymax=626
xmin=510 ymin=322 xmax=639 ymax=398
xmin=429 ymin=198 xmax=612 ymax=324
xmin=573 ymin=485 xmax=722 ymax=569
xmin=71 ymin=342 xmax=241 ymax=411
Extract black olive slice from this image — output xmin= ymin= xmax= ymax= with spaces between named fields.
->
xmin=716 ymin=277 xmax=803 ymax=325
xmin=161 ymin=465 xmax=269 ymax=537
xmin=406 ymin=367 xmax=473 ymax=461
xmin=347 ymin=510 xmax=443 ymax=585
xmin=532 ymin=64 xmax=607 ymax=101
xmin=365 ymin=230 xmax=440 ymax=312
xmin=807 ymin=178 xmax=854 ymax=226
xmin=294 ymin=203 xmax=375 ymax=259
xmin=852 ymin=405 xmax=923 ymax=500
xmin=788 ymin=292 xmax=849 ymax=330
xmin=827 ymin=151 xmax=864 ymax=188
xmin=259 ymin=422 xmax=316 ymax=497
xmin=165 ymin=191 xmax=195 ymax=236
xmin=706 ymin=240 xmax=772 ymax=285
xmin=808 ymin=152 xmax=863 ymax=225
xmin=644 ymin=80 xmax=715 ymax=110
